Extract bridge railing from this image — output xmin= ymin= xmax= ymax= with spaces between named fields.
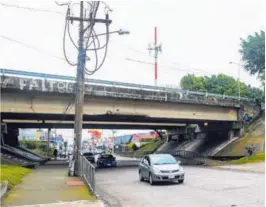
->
xmin=156 ymin=149 xmax=208 ymax=164
xmin=0 ymin=68 xmax=254 ymax=102
xmin=80 ymin=155 xmax=96 ymax=192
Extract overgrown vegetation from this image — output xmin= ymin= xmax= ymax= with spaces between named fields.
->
xmin=180 ymin=73 xmax=264 ymax=102
xmin=230 ymin=152 xmax=265 ymax=164
xmin=0 ymin=165 xmax=31 ymax=190
xmin=19 ymin=140 xmax=54 ymax=157
xmin=137 ymin=139 xmax=165 ymax=153
xmin=239 ymin=30 xmax=265 ymax=89
xmin=216 ymin=136 xmax=264 ymax=157
xmin=127 ymin=143 xmax=136 ymax=151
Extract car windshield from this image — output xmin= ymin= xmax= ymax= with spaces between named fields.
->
xmin=101 ymin=155 xmax=113 ymax=159
xmin=84 ymin=152 xmax=93 ymax=156
xmin=150 ymin=155 xmax=177 ymax=165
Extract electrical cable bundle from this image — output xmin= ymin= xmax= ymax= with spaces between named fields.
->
xmin=62 ymin=1 xmax=112 ymax=75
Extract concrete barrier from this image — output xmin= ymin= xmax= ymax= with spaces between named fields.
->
xmin=0 ymin=181 xmax=8 ymax=199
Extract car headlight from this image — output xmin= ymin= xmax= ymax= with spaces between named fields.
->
xmin=152 ymin=167 xmax=161 ymax=174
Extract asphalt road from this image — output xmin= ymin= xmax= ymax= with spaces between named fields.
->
xmin=95 ymin=166 xmax=264 ymax=207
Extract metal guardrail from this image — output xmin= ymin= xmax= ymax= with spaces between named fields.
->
xmin=80 ymin=155 xmax=96 ymax=192
xmin=0 ymin=68 xmax=254 ymax=102
xmin=156 ymin=149 xmax=207 ymax=164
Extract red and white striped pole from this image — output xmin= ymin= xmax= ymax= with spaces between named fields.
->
xmin=154 ymin=27 xmax=158 ymax=86
xmin=148 ymin=26 xmax=161 ymax=86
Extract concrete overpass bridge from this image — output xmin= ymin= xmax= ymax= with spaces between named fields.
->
xmin=0 ymin=69 xmax=260 ymax=136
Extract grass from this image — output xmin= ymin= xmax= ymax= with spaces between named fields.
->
xmin=137 ymin=139 xmax=164 ymax=152
xmin=230 ymin=152 xmax=265 ymax=164
xmin=0 ymin=165 xmax=32 ymax=190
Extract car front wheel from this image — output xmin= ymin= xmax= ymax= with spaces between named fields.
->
xmin=139 ymin=171 xmax=144 ymax=182
xmin=149 ymin=174 xmax=154 ymax=185
xmin=179 ymin=179 xmax=184 ymax=184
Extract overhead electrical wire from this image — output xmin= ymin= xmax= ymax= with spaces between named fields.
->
xmin=0 ymin=2 xmax=64 ymax=15
xmin=124 ymin=57 xmax=213 ymax=75
xmin=0 ymin=34 xmax=66 ymax=61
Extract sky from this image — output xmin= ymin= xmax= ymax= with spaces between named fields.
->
xmin=0 ymin=0 xmax=264 ymax=138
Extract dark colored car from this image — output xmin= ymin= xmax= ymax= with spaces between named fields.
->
xmin=97 ymin=154 xmax=117 ymax=168
xmin=83 ymin=152 xmax=95 ymax=163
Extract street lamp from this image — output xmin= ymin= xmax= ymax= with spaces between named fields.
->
xmin=229 ymin=61 xmax=242 ymax=101
xmin=86 ymin=29 xmax=130 ymax=38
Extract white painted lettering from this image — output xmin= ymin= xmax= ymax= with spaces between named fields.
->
xmin=65 ymin=82 xmax=73 ymax=93
xmin=19 ymin=79 xmax=27 ymax=90
xmin=58 ymin=82 xmax=66 ymax=93
xmin=49 ymin=80 xmax=56 ymax=92
xmin=29 ymin=79 xmax=39 ymax=90
xmin=42 ymin=79 xmax=47 ymax=92
xmin=2 ymin=78 xmax=11 ymax=88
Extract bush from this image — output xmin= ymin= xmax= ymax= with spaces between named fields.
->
xmin=127 ymin=143 xmax=138 ymax=151
xmin=0 ymin=165 xmax=31 ymax=190
xmin=19 ymin=140 xmax=54 ymax=158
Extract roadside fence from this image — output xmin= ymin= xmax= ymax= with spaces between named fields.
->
xmin=79 ymin=154 xmax=96 ymax=192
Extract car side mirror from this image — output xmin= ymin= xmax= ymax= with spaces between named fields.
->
xmin=177 ymin=161 xmax=181 ymax=164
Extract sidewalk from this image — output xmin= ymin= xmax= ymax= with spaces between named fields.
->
xmin=2 ymin=162 xmax=104 ymax=207
xmin=215 ymin=162 xmax=265 ymax=173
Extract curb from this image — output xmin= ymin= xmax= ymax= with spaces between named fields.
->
xmin=0 ymin=181 xmax=8 ymax=199
xmin=213 ymin=166 xmax=265 ymax=173
xmin=94 ymin=186 xmax=123 ymax=207
xmin=7 ymin=200 xmax=106 ymax=207
xmin=93 ymin=189 xmax=108 ymax=207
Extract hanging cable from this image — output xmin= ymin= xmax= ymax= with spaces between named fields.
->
xmin=85 ymin=12 xmax=110 ymax=75
xmin=60 ymin=1 xmax=112 ymax=75
xmin=63 ymin=6 xmax=77 ymax=66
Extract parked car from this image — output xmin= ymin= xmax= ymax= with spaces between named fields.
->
xmin=138 ymin=154 xmax=185 ymax=185
xmin=83 ymin=152 xmax=95 ymax=163
xmin=97 ymin=154 xmax=117 ymax=168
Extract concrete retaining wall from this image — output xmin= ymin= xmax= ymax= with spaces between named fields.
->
xmin=0 ymin=181 xmax=8 ymax=199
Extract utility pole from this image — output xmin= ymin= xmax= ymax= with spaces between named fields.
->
xmin=148 ymin=26 xmax=162 ymax=86
xmin=59 ymin=1 xmax=115 ymax=176
xmin=47 ymin=128 xmax=51 ymax=156
xmin=74 ymin=1 xmax=86 ymax=176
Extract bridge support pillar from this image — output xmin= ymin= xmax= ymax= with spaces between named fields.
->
xmin=167 ymin=126 xmax=187 ymax=142
xmin=227 ymin=130 xmax=234 ymax=140
xmin=2 ymin=125 xmax=19 ymax=147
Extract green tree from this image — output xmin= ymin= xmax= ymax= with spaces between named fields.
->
xmin=180 ymin=73 xmax=264 ymax=101
xmin=239 ymin=30 xmax=265 ymax=85
xmin=180 ymin=74 xmax=207 ymax=92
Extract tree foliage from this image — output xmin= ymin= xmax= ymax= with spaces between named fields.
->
xmin=180 ymin=73 xmax=264 ymax=101
xmin=239 ymin=30 xmax=265 ymax=85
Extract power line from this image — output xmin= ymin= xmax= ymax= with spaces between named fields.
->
xmin=111 ymin=40 xmax=152 ymax=57
xmin=0 ymin=2 xmax=64 ymax=15
xmin=0 ymin=34 xmax=66 ymax=61
xmin=124 ymin=57 xmax=213 ymax=75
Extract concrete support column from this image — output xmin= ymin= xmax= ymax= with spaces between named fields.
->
xmin=234 ymin=129 xmax=241 ymax=138
xmin=227 ymin=130 xmax=234 ymax=140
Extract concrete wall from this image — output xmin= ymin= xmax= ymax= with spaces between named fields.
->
xmin=1 ymin=92 xmax=238 ymax=121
